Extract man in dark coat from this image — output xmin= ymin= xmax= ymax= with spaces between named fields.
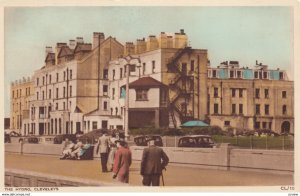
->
xmin=140 ymin=138 xmax=169 ymax=186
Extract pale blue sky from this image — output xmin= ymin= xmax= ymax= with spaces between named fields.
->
xmin=4 ymin=6 xmax=293 ymax=117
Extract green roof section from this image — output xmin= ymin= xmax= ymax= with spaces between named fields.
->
xmin=181 ymin=120 xmax=209 ymax=127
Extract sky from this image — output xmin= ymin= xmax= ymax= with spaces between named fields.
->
xmin=4 ymin=6 xmax=293 ymax=117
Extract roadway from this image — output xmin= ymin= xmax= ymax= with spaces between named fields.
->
xmin=5 ymin=153 xmax=293 ymax=186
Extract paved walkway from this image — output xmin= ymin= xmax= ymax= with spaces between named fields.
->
xmin=5 ymin=153 xmax=293 ymax=186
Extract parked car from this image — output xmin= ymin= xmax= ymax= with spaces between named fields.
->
xmin=53 ymin=134 xmax=77 ymax=144
xmin=134 ymin=135 xmax=163 ymax=147
xmin=178 ymin=135 xmax=215 ymax=148
xmin=19 ymin=136 xmax=39 ymax=144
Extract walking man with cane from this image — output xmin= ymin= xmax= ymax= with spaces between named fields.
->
xmin=140 ymin=137 xmax=169 ymax=186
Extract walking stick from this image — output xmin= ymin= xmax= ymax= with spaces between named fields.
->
xmin=161 ymin=171 xmax=165 ymax=186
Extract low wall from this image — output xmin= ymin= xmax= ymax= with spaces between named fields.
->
xmin=5 ymin=168 xmax=123 ymax=187
xmin=230 ymin=149 xmax=294 ymax=173
xmin=5 ymin=143 xmax=294 ymax=174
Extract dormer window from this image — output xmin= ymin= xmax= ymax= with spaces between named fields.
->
xmin=212 ymin=70 xmax=217 ymax=78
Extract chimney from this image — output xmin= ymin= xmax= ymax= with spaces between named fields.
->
xmin=69 ymin=40 xmax=76 ymax=49
xmin=45 ymin=46 xmax=53 ymax=57
xmin=93 ymin=32 xmax=105 ymax=49
xmin=174 ymin=30 xmax=188 ymax=48
xmin=159 ymin=32 xmax=168 ymax=49
xmin=124 ymin=42 xmax=135 ymax=56
xmin=135 ymin=38 xmax=146 ymax=54
xmin=76 ymin=37 xmax=84 ymax=44
xmin=146 ymin=35 xmax=159 ymax=51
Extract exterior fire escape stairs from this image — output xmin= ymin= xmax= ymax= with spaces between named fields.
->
xmin=167 ymin=47 xmax=194 ymax=128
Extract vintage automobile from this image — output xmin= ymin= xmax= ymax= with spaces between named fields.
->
xmin=178 ymin=135 xmax=215 ymax=148
xmin=18 ymin=136 xmax=39 ymax=144
xmin=134 ymin=135 xmax=163 ymax=147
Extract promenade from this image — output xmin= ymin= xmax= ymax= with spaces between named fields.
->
xmin=5 ymin=153 xmax=293 ymax=186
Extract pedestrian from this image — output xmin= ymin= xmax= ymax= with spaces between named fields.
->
xmin=112 ymin=139 xmax=132 ymax=183
xmin=140 ymin=138 xmax=169 ymax=186
xmin=108 ymin=133 xmax=118 ymax=171
xmin=96 ymin=131 xmax=110 ymax=172
xmin=70 ymin=138 xmax=83 ymax=160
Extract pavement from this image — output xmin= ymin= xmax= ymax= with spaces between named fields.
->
xmin=5 ymin=153 xmax=293 ymax=186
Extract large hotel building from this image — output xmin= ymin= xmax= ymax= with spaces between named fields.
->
xmin=10 ymin=30 xmax=294 ymax=135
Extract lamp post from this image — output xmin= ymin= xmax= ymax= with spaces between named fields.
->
xmin=121 ymin=55 xmax=141 ymax=140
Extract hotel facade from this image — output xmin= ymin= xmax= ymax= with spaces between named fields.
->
xmin=10 ymin=30 xmax=294 ymax=135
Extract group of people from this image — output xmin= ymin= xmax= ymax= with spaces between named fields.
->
xmin=60 ymin=130 xmax=169 ymax=186
xmin=60 ymin=138 xmax=91 ymax=160
xmin=95 ymin=131 xmax=169 ymax=186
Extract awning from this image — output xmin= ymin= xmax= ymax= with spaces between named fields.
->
xmin=181 ymin=120 xmax=209 ymax=127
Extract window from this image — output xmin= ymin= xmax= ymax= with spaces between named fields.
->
xmin=230 ymin=70 xmax=234 ymax=78
xmin=265 ymin=104 xmax=269 ymax=115
xmin=282 ymin=91 xmax=287 ymax=98
xmin=152 ymin=61 xmax=155 ymax=73
xmin=282 ymin=105 xmax=287 ymax=115
xmin=262 ymin=122 xmax=267 ymax=129
xmin=92 ymin=121 xmax=97 ymax=130
xmin=37 ymin=78 xmax=39 ymax=86
xmin=142 ymin=63 xmax=146 ymax=75
xmin=43 ymin=76 xmax=45 ymax=85
xmin=214 ymin=104 xmax=219 ymax=114
xmin=103 ymin=101 xmax=108 ymax=110
xmin=255 ymin=122 xmax=260 ymax=129
xmin=37 ymin=92 xmax=39 ymax=100
xmin=224 ymin=121 xmax=230 ymax=126
xmin=49 ymin=75 xmax=52 ymax=84
xmin=213 ymin=88 xmax=218 ymax=98
xmin=112 ymin=69 xmax=115 ymax=80
xmin=232 ymin=104 xmax=236 ymax=114
xmin=120 ymin=68 xmax=123 ymax=79
xmin=103 ymin=85 xmax=108 ymax=95
xmin=70 ymin=70 xmax=72 ymax=79
xmin=115 ymin=107 xmax=118 ymax=115
xmin=124 ymin=66 xmax=127 ymax=77
xmin=12 ymin=90 xmax=14 ymax=99
xmin=63 ymin=71 xmax=66 ymax=81
xmin=239 ymin=89 xmax=243 ymax=98
xmin=69 ymin=86 xmax=72 ymax=97
xmin=182 ymin=63 xmax=187 ymax=75
xmin=264 ymin=89 xmax=269 ymax=98
xmin=56 ymin=103 xmax=58 ymax=110
xmin=237 ymin=71 xmax=242 ymax=78
xmin=103 ymin=69 xmax=108 ymax=79
xmin=212 ymin=70 xmax=217 ymax=78
xmin=190 ymin=60 xmax=194 ymax=72
xmin=112 ymin=88 xmax=115 ymax=100
xmin=263 ymin=72 xmax=268 ymax=79
xmin=111 ymin=108 xmax=113 ymax=115
xmin=42 ymin=91 xmax=44 ymax=100
xmin=279 ymin=72 xmax=284 ymax=80
xmin=56 ymin=73 xmax=59 ymax=82
xmin=63 ymin=102 xmax=65 ymax=110
xmin=56 ymin=88 xmax=59 ymax=99
xmin=269 ymin=122 xmax=272 ymax=129
xmin=254 ymin=71 xmax=259 ymax=79
xmin=136 ymin=89 xmax=148 ymax=101
xmin=255 ymin=89 xmax=260 ymax=99
xmin=63 ymin=87 xmax=66 ymax=98
xmin=255 ymin=104 xmax=260 ymax=115
xmin=239 ymin=104 xmax=243 ymax=114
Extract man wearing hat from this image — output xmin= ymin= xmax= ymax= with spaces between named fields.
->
xmin=112 ymin=138 xmax=132 ymax=183
xmin=140 ymin=137 xmax=169 ymax=186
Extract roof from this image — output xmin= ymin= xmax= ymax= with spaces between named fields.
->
xmin=58 ymin=46 xmax=74 ymax=58
xmin=45 ymin=53 xmax=55 ymax=62
xmin=74 ymin=43 xmax=92 ymax=53
xmin=181 ymin=120 xmax=209 ymax=127
xmin=129 ymin=77 xmax=167 ymax=89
